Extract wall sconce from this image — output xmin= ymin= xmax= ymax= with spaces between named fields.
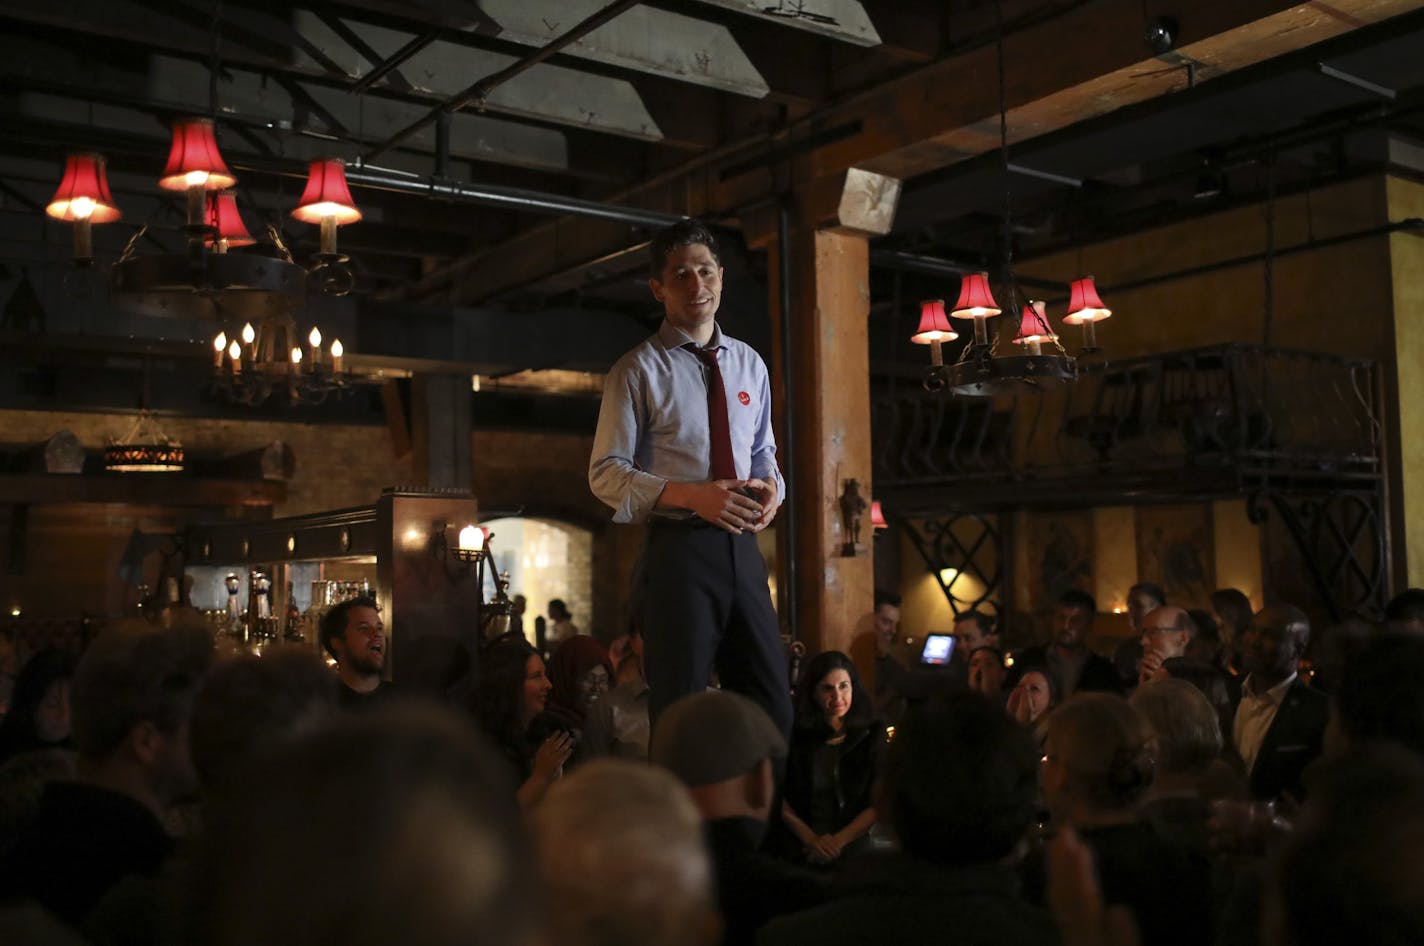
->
xmin=430 ymin=521 xmax=493 ymax=580
xmin=838 ymin=478 xmax=868 ymax=557
xmin=870 ymin=500 xmax=888 ymax=532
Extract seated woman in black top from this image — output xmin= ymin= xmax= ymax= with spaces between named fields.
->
xmin=780 ymin=650 xmax=885 ymax=867
xmin=471 ymin=634 xmax=574 ymax=809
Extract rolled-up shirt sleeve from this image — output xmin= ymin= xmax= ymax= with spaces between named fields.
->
xmin=749 ymin=361 xmax=785 ymax=507
xmin=589 ymin=359 xmax=667 ymax=523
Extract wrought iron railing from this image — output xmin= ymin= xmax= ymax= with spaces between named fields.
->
xmin=874 ymin=345 xmax=1382 ymax=494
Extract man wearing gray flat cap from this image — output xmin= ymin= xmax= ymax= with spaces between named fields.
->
xmin=651 ymin=690 xmax=826 ymax=946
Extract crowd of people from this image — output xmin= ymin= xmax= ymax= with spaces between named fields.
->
xmin=0 ymin=579 xmax=1420 ymax=945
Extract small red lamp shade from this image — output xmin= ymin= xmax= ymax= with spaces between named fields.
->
xmin=291 ymin=159 xmax=362 ymax=226
xmin=1013 ymin=300 xmax=1056 ymax=343
xmin=910 ymin=299 xmax=958 ymax=344
xmin=870 ymin=500 xmax=887 ymax=530
xmin=158 ymin=118 xmax=236 ymax=192
xmin=45 ymin=154 xmax=122 ymax=223
xmin=205 ymin=192 xmax=255 ymax=248
xmin=1063 ymin=276 xmax=1112 ymax=324
xmin=950 ymin=272 xmax=1002 ymax=319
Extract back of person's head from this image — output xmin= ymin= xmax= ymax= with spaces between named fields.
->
xmin=648 ymin=219 xmax=721 ymax=278
xmin=548 ymin=599 xmax=570 ymax=621
xmin=794 ymin=650 xmax=873 ymax=733
xmin=650 ymin=689 xmax=786 ymax=789
xmin=873 ymin=589 xmax=902 ymax=610
xmin=1130 ymin=678 xmax=1222 ymax=778
xmin=1271 ymin=745 xmax=1424 ymax=946
xmin=185 ymin=705 xmax=536 ymax=946
xmin=884 ymin=692 xmax=1039 ymax=867
xmin=1335 ymin=632 xmax=1424 ymax=760
xmin=1187 ymin=609 xmax=1220 ymax=647
xmin=1058 ymin=588 xmax=1097 ymax=614
xmin=1129 ymin=582 xmax=1167 ymax=608
xmin=1045 ymin=693 xmax=1156 ymax=813
xmin=472 ymin=633 xmax=539 ymax=745
xmin=1385 ymin=588 xmax=1424 ymax=632
xmin=1210 ymin=588 xmax=1254 ymax=637
xmin=71 ymin=619 xmax=214 ymax=763
xmin=530 ymin=758 xmax=716 ymax=946
xmin=318 ymin=595 xmax=378 ymax=659
xmin=189 ymin=648 xmax=338 ymax=789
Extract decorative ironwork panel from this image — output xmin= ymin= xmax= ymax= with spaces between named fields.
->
xmin=901 ymin=514 xmax=1003 ymax=617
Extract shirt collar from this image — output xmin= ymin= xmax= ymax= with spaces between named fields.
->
xmin=656 ymin=319 xmax=723 ymax=352
xmin=1243 ymin=671 xmax=1297 ymax=703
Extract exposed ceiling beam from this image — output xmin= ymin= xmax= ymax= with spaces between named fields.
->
xmin=476 ymin=0 xmax=772 ymax=98
xmin=691 ymin=0 xmax=882 ymax=47
xmin=399 ymin=0 xmax=1424 ymax=305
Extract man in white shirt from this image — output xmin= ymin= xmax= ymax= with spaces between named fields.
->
xmin=1232 ymin=602 xmax=1328 ymax=803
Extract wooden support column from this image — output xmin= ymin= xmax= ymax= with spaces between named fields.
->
xmin=410 ymin=374 xmax=474 ymax=490
xmin=759 ymin=169 xmax=900 ymax=658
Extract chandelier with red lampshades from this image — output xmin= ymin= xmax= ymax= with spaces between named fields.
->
xmin=907 ymin=0 xmax=1115 ymax=397
xmin=42 ymin=116 xmax=364 ymax=405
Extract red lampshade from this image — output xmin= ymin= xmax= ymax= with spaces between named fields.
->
xmin=159 ymin=118 xmax=236 ymax=191
xmin=950 ymin=272 xmax=1001 ymax=319
xmin=1013 ymin=300 xmax=1056 ymax=344
xmin=205 ymin=192 xmax=255 ymax=247
xmin=291 ymin=159 xmax=362 ymax=225
xmin=1063 ymin=275 xmax=1112 ymax=324
xmin=910 ymin=299 xmax=958 ymax=344
xmin=46 ymin=154 xmax=122 ymax=223
xmin=870 ymin=500 xmax=887 ymax=530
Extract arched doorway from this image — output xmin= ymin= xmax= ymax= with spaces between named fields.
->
xmin=482 ymin=516 xmax=594 ymax=646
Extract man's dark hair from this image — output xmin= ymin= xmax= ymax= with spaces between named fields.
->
xmin=648 ymin=219 xmax=721 ymax=278
xmin=548 ymin=599 xmax=570 ymax=621
xmin=319 ymin=596 xmax=379 ymax=660
xmin=884 ymin=692 xmax=1039 ymax=866
xmin=1385 ymin=588 xmax=1424 ymax=626
xmin=1058 ymin=588 xmax=1097 ymax=614
xmin=72 ymin=619 xmax=214 ymax=760
xmin=1129 ymin=582 xmax=1167 ymax=607
xmin=873 ymin=589 xmax=902 ymax=610
xmin=956 ymin=610 xmax=994 ymax=636
xmin=1188 ymin=608 xmax=1220 ymax=646
xmin=1210 ymin=588 xmax=1254 ymax=636
xmin=1336 ymin=632 xmax=1424 ymax=760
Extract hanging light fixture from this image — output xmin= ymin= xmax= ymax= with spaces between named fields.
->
xmin=870 ymin=500 xmax=888 ymax=531
xmin=205 ymin=191 xmax=255 ymax=253
xmin=157 ymin=117 xmax=236 ymax=228
xmin=209 ymin=314 xmax=349 ymax=406
xmin=291 ymin=158 xmax=362 ymax=296
xmin=911 ymin=0 xmax=1112 ymax=396
xmin=910 ymin=299 xmax=958 ymax=380
xmin=1063 ymin=276 xmax=1112 ymax=351
xmin=45 ymin=154 xmax=121 ymax=265
xmin=104 ymin=410 xmax=184 ymax=473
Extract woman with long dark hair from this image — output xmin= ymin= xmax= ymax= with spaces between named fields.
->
xmin=472 ymin=634 xmax=573 ymax=808
xmin=780 ymin=650 xmax=885 ymax=867
xmin=0 ymin=649 xmax=76 ymax=765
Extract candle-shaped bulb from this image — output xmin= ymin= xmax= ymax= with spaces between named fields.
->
xmin=330 ymin=339 xmax=344 ymax=358
xmin=214 ymin=332 xmax=226 ymax=352
xmin=309 ymin=326 xmax=322 ymax=348
xmin=290 ymin=346 xmax=303 ymax=365
xmin=458 ymin=525 xmax=483 ymax=551
xmin=228 ymin=340 xmax=241 ymax=360
xmin=241 ymin=322 xmax=256 ymax=345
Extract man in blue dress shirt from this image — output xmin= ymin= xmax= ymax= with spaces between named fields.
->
xmin=590 ymin=219 xmax=791 ymax=736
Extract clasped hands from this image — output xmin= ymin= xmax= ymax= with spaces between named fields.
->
xmin=684 ymin=477 xmax=778 ymax=534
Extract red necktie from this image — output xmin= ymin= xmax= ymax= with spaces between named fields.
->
xmin=691 ymin=346 xmax=736 ymax=480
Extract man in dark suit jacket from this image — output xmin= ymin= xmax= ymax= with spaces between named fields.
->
xmin=1009 ymin=589 xmax=1122 ymax=698
xmin=1233 ymin=603 xmax=1329 ymax=803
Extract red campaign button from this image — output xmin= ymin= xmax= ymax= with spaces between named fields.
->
xmin=737 ymin=391 xmax=751 ymax=405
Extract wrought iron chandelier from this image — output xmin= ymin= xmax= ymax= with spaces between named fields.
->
xmin=104 ymin=410 xmax=184 ymax=473
xmin=910 ymin=0 xmax=1114 ymax=397
xmin=43 ymin=120 xmax=363 ymax=404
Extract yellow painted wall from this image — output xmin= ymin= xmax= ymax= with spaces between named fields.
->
xmin=1213 ymin=498 xmax=1265 ymax=611
xmin=1387 ymin=176 xmax=1424 ymax=587
xmin=1093 ymin=507 xmax=1137 ymax=615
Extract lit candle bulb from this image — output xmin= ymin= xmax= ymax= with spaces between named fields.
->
xmin=330 ymin=338 xmax=344 ymax=374
xmin=458 ymin=525 xmax=483 ymax=551
xmin=228 ymin=339 xmax=242 ymax=374
xmin=290 ymin=346 xmax=303 ymax=369
xmin=241 ymin=322 xmax=256 ymax=345
xmin=213 ymin=332 xmax=227 ymax=369
xmin=308 ymin=326 xmax=322 ymax=366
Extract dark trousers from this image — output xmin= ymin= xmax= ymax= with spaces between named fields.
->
xmin=638 ymin=522 xmax=793 ymax=738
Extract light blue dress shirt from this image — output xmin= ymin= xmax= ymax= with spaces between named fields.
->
xmin=589 ymin=320 xmax=786 ymax=523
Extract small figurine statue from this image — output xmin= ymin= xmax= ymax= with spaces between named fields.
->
xmin=839 ymin=478 xmax=868 ymax=557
